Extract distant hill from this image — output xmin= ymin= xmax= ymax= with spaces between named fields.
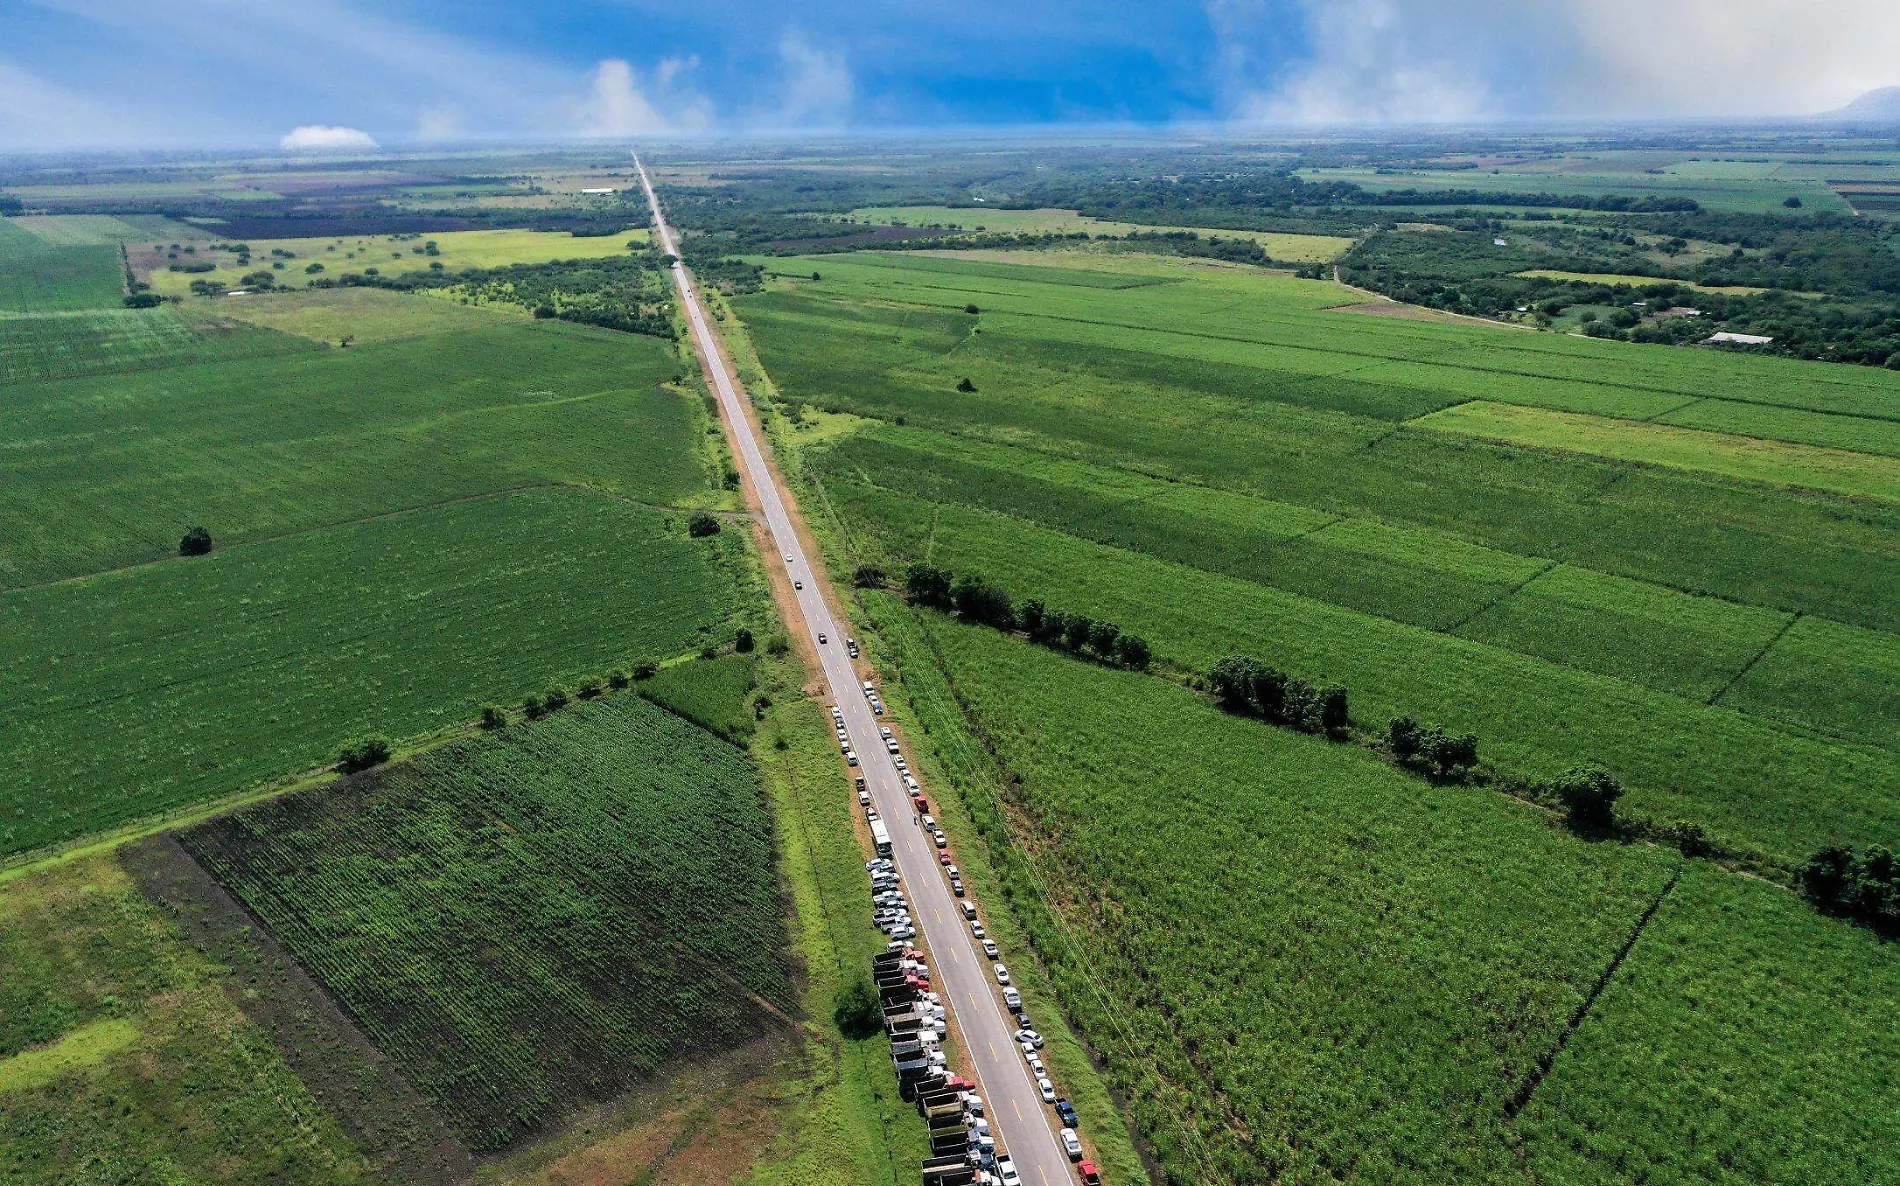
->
xmin=1825 ymin=86 xmax=1900 ymax=121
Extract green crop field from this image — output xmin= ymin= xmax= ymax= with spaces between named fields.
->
xmin=1 ymin=316 xmax=696 ymax=587
xmin=1511 ymin=269 xmax=1779 ymax=295
xmin=740 ymin=249 xmax=1899 ymax=863
xmin=179 ymin=695 xmax=792 ymax=1152
xmin=0 ymin=855 xmax=373 ymax=1185
xmin=883 ymin=615 xmax=1899 ymax=1185
xmin=895 ymin=618 xmax=1687 ymax=1184
xmin=0 ymin=305 xmax=305 ymax=385
xmin=1516 ymin=866 xmax=1900 ymax=1184
xmin=637 ymin=654 xmax=761 ymax=741
xmin=0 ymin=218 xmax=125 ymax=312
xmin=1414 ymin=400 xmax=1900 ymax=502
xmin=0 ymin=487 xmax=745 ymax=856
xmin=845 ymin=205 xmax=1355 ymax=260
xmin=142 ymin=227 xmax=649 ymax=295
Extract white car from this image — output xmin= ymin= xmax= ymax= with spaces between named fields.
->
xmin=895 ymin=757 xmax=908 ymax=771
xmin=786 ymin=554 xmax=794 ymax=563
xmin=1060 ymin=1128 xmax=1082 ymax=1160
xmin=971 ymin=922 xmax=986 ymax=939
xmin=817 ymin=632 xmax=828 ymax=644
xmin=996 ymin=1157 xmax=1020 ymax=1186
xmin=963 ymin=1093 xmax=984 ymax=1116
xmin=961 ymin=902 xmax=978 ymax=920
xmin=880 ymin=726 xmax=894 ymax=738
xmin=993 ymin=963 xmax=1010 ymax=986
xmin=859 ymin=790 xmax=871 ymax=806
xmin=846 ymin=752 xmax=858 ymax=766
xmin=1015 ymin=1028 xmax=1043 ymax=1048
xmin=982 ymin=939 xmax=999 ymax=959
xmin=1037 ymin=1076 xmax=1056 ymax=1103
xmin=794 ymin=580 xmax=803 ymax=589
xmin=1003 ymin=987 xmax=1021 ymax=1009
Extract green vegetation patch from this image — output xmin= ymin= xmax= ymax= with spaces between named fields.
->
xmin=1722 ymin=615 xmax=1900 ymax=754
xmin=1414 ymin=400 xmax=1900 ymax=502
xmin=0 ymin=855 xmax=373 ymax=1185
xmin=215 ymin=285 xmax=530 ymax=344
xmin=913 ymin=618 xmax=1677 ymax=1185
xmin=2 ymin=318 xmax=694 ymax=587
xmin=1 ymin=487 xmax=741 ymax=856
xmin=638 ymin=654 xmax=759 ymax=741
xmin=1455 ymin=564 xmax=1794 ymax=701
xmin=1656 ymin=397 xmax=1900 ymax=460
xmin=0 ymin=227 xmax=124 ymax=312
xmin=0 ymin=306 xmax=307 ymax=385
xmin=179 ymin=695 xmax=792 ymax=1153
xmin=837 ymin=250 xmax=1181 ymax=289
xmin=821 ymin=481 xmax=1900 ymax=861
xmin=1517 ymin=866 xmax=1900 ymax=1184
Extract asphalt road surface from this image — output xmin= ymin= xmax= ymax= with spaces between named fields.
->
xmin=637 ymin=156 xmax=1077 ymax=1186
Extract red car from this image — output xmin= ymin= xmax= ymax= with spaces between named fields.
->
xmin=1078 ymin=1160 xmax=1101 ymax=1185
xmin=938 ymin=852 xmax=954 ymax=866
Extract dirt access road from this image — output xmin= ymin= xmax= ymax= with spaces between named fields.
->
xmin=636 ymin=157 xmax=1079 ymax=1186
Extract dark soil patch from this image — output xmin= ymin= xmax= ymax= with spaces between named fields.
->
xmin=122 ymin=833 xmax=476 ymax=1186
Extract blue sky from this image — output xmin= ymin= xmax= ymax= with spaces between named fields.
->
xmin=3 ymin=1 xmax=1898 ymax=150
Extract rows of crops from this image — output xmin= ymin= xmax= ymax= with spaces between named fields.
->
xmin=906 ymin=618 xmax=1679 ymax=1183
xmin=810 ymin=423 xmax=1895 ymax=754
xmin=0 ymin=306 xmax=307 ymax=385
xmin=0 ymin=218 xmax=125 ymax=312
xmin=746 ymin=287 xmax=1897 ymax=633
xmin=1 ymin=317 xmax=695 ymax=587
xmin=0 ymin=487 xmax=743 ymax=856
xmin=178 ymin=696 xmax=792 ymax=1152
xmin=820 ymin=477 xmax=1899 ymax=861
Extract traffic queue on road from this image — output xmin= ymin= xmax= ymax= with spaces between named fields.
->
xmin=843 ymin=676 xmax=1101 ymax=1186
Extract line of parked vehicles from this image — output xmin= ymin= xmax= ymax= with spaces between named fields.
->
xmin=841 ymin=680 xmax=1101 ymax=1186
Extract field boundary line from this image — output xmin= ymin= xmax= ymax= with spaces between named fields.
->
xmin=1707 ymin=611 xmax=1804 ymax=706
xmin=1504 ymin=861 xmax=1684 ymax=1120
xmin=1441 ymin=559 xmax=1562 ymax=634
xmin=1641 ymin=395 xmax=1706 ymax=423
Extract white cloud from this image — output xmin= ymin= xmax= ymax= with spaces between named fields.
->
xmin=279 ymin=124 xmax=377 ymax=150
xmin=775 ymin=30 xmax=853 ymax=128
xmin=1217 ymin=0 xmax=1900 ymax=124
xmin=573 ymin=57 xmax=710 ymax=137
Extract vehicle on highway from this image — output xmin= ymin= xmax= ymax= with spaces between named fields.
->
xmin=1061 ymin=1128 xmax=1083 ymax=1160
xmin=1055 ymin=1099 xmax=1080 ymax=1129
xmin=983 ymin=939 xmax=999 ymax=958
xmin=971 ymin=922 xmax=986 ymax=939
xmin=963 ymin=1093 xmax=984 ymax=1115
xmin=951 ymin=880 xmax=965 ymax=897
xmin=859 ymin=789 xmax=872 ymax=806
xmin=993 ymin=963 xmax=1010 ymax=985
xmin=1078 ymin=1158 xmax=1101 ymax=1185
xmin=1003 ymin=987 xmax=1021 ymax=1009
xmin=961 ymin=902 xmax=978 ymax=920
xmin=847 ymin=752 xmax=859 ymax=766
xmin=995 ymin=1158 xmax=1020 ymax=1186
xmin=794 ymin=580 xmax=803 ymax=589
xmin=785 ymin=554 xmax=794 ymax=564
xmin=817 ymin=632 xmax=827 ymax=644
xmin=1015 ymin=1028 xmax=1043 ymax=1048
xmin=1037 ymin=1076 xmax=1056 ymax=1103
xmin=934 ymin=833 xmax=949 ymax=849
xmin=880 ymin=726 xmax=894 ymax=738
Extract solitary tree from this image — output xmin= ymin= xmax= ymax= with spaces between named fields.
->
xmin=955 ymin=377 xmax=977 ymax=393
xmin=832 ymin=976 xmax=883 ymax=1038
xmin=179 ymin=526 xmax=213 ymax=556
xmin=336 ymin=735 xmax=392 ymax=772
xmin=688 ymin=512 xmax=722 ymax=538
xmin=734 ymin=628 xmax=755 ymax=653
xmin=1549 ymin=764 xmax=1623 ymax=828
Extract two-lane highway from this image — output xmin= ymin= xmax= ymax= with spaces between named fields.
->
xmin=637 ymin=155 xmax=1076 ymax=1186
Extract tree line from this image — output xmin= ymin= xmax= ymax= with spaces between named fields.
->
xmin=1801 ymin=845 xmax=1900 ymax=935
xmin=901 ymin=563 xmax=1152 ymax=671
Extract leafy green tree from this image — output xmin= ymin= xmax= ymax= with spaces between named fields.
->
xmin=1549 ymin=764 xmax=1623 ymax=828
xmin=578 ymin=677 xmax=603 ymax=699
xmin=608 ymin=668 xmax=631 ymax=689
xmin=1209 ymin=657 xmax=1258 ymax=711
xmin=1319 ymin=686 xmax=1350 ymax=734
xmin=1062 ymin=615 xmax=1093 ymax=651
xmin=905 ymin=563 xmax=953 ymax=606
xmin=955 ymin=377 xmax=977 ymax=393
xmin=734 ymin=628 xmax=755 ymax=653
xmin=853 ymin=563 xmax=886 ymax=588
xmin=542 ymin=685 xmax=570 ymax=711
xmin=832 ymin=976 xmax=883 ymax=1038
xmin=688 ymin=512 xmax=722 ymax=538
xmin=964 ymin=303 xmax=980 ymax=314
xmin=479 ymin=704 xmax=507 ymax=729
xmin=1017 ymin=599 xmax=1045 ymax=636
xmin=632 ymin=660 xmax=658 ymax=680
xmin=1088 ymin=620 xmax=1121 ymax=657
xmin=1388 ymin=716 xmax=1423 ymax=761
xmin=336 ymin=735 xmax=392 ymax=772
xmin=178 ymin=525 xmax=213 ymax=556
xmin=522 ymin=693 xmax=546 ymax=718
xmin=1116 ymin=634 xmax=1152 ymax=670
xmin=951 ymin=574 xmax=1013 ymax=627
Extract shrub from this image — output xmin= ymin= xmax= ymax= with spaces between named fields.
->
xmin=522 ymin=693 xmax=546 ymax=719
xmin=734 ymin=628 xmax=755 ymax=653
xmin=964 ymin=303 xmax=980 ymax=314
xmin=479 ymin=704 xmax=507 ymax=730
xmin=608 ymin=669 xmax=631 ymax=690
xmin=905 ymin=563 xmax=954 ymax=607
xmin=853 ymin=563 xmax=887 ymax=588
xmin=1017 ymin=599 xmax=1045 ymax=637
xmin=542 ymin=685 xmax=570 ymax=712
xmin=955 ymin=377 xmax=977 ymax=393
xmin=179 ymin=526 xmax=213 ymax=556
xmin=633 ymin=661 xmax=658 ymax=680
xmin=1319 ymin=685 xmax=1350 ymax=734
xmin=832 ymin=976 xmax=883 ymax=1038
xmin=951 ymin=573 xmax=1014 ymax=628
xmin=765 ymin=634 xmax=790 ymax=656
xmin=1116 ymin=634 xmax=1152 ymax=670
xmin=1062 ymin=615 xmax=1094 ymax=651
xmin=1388 ymin=716 xmax=1424 ymax=761
xmin=577 ymin=677 xmax=603 ymax=699
xmin=1548 ymin=764 xmax=1623 ymax=828
xmin=1800 ymin=845 xmax=1899 ymax=931
xmin=688 ymin=512 xmax=722 ymax=538
xmin=336 ymin=735 xmax=392 ymax=772
xmin=1087 ymin=620 xmax=1121 ymax=658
